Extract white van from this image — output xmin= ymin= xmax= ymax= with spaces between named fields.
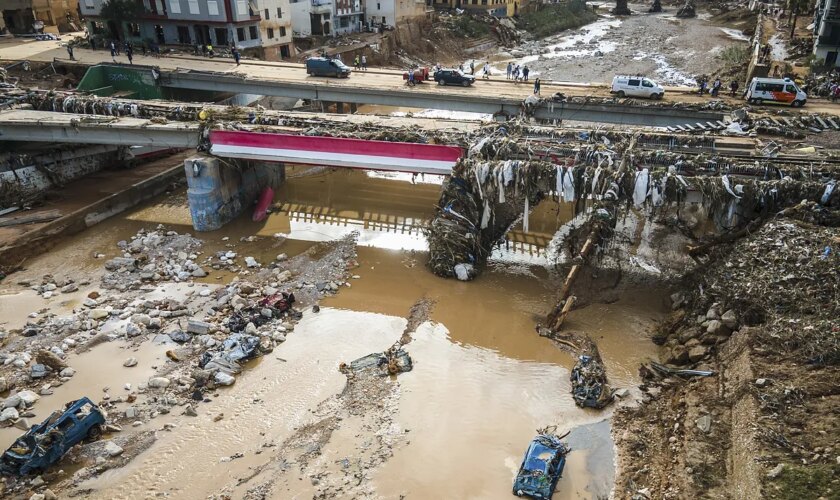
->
xmin=746 ymin=77 xmax=807 ymax=107
xmin=610 ymin=75 xmax=665 ymax=99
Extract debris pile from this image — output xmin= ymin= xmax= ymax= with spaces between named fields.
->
xmin=676 ymin=0 xmax=696 ymax=18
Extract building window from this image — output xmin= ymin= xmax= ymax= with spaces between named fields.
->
xmin=377 ymin=2 xmax=380 ymax=7
xmin=188 ymin=0 xmax=199 ymax=14
xmin=264 ymin=8 xmax=269 ymax=18
xmin=249 ymin=25 xmax=258 ymax=39
xmin=177 ymin=25 xmax=190 ymax=43
xmin=128 ymin=22 xmax=141 ymax=35
xmin=208 ymin=0 xmax=219 ymax=15
xmin=237 ymin=27 xmax=245 ymax=41
xmin=169 ymin=0 xmax=181 ymax=13
xmin=280 ymin=26 xmax=286 ymax=36
xmin=267 ymin=27 xmax=274 ymax=38
xmin=277 ymin=7 xmax=282 ymax=17
xmin=84 ymin=0 xmax=94 ymax=7
xmin=237 ymin=0 xmax=246 ymax=15
xmin=92 ymin=21 xmax=105 ymax=33
xmin=340 ymin=17 xmax=348 ymax=27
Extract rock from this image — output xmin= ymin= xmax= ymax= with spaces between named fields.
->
xmin=187 ymin=319 xmax=212 ymax=335
xmin=273 ymin=332 xmax=286 ymax=343
xmin=312 ymin=305 xmax=320 ymax=313
xmin=148 ymin=377 xmax=171 ymax=389
xmin=275 ymin=253 xmax=287 ymax=261
xmin=43 ymin=490 xmax=57 ymax=500
xmin=42 ymin=291 xmax=53 ymax=299
xmin=0 ymin=406 xmax=19 ymax=422
xmin=2 ymin=394 xmax=21 ymax=408
xmin=244 ymin=256 xmax=259 ymax=268
xmin=148 ymin=317 xmax=162 ymax=329
xmin=755 ymin=378 xmax=769 ymax=387
xmin=16 ymin=391 xmax=38 ymax=406
xmin=244 ymin=322 xmax=258 ymax=335
xmin=670 ymin=291 xmax=685 ymax=309
xmin=30 ymin=494 xmax=45 ymax=500
xmin=184 ymin=405 xmax=198 ymax=417
xmin=454 ymin=263 xmax=474 ymax=281
xmin=705 ymin=308 xmax=720 ymax=320
xmin=199 ymin=289 xmax=212 ymax=297
xmin=88 ymin=291 xmax=101 ymax=299
xmin=131 ymin=314 xmax=152 ymax=326
xmin=276 ymin=270 xmax=292 ymax=282
xmin=103 ymin=441 xmax=124 ymax=457
xmin=61 ymin=283 xmax=78 ymax=293
xmin=36 ymin=350 xmax=67 ymax=370
xmin=83 ymin=297 xmax=98 ymax=308
xmin=125 ymin=407 xmax=138 ymax=418
xmin=706 ymin=319 xmax=731 ymax=336
xmin=696 ymin=414 xmax=712 ymax=433
xmin=678 ymin=328 xmax=701 ymax=343
xmin=767 ymin=463 xmax=784 ymax=479
xmin=90 ymin=309 xmax=109 ymax=320
xmin=30 ymin=364 xmax=49 ymax=379
xmin=0 ymin=377 xmax=7 ymax=392
xmin=125 ymin=323 xmax=142 ymax=337
xmin=123 ymin=357 xmax=138 ymax=367
xmin=214 ymin=372 xmax=235 ymax=386
xmin=688 ymin=345 xmax=708 ymax=363
xmin=13 ymin=417 xmax=30 ymax=430
xmin=192 ymin=267 xmax=208 ymax=278
xmin=667 ymin=345 xmax=689 ymax=365
xmin=260 ymin=308 xmax=273 ymax=319
xmin=31 ymin=475 xmax=45 ymax=488
xmin=721 ymin=309 xmax=738 ymax=329
xmin=166 ymin=350 xmax=180 ymax=362
xmin=614 ymin=388 xmax=630 ymax=398
xmin=169 ymin=330 xmax=191 ymax=343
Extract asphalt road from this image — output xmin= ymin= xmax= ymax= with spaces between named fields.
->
xmin=2 ymin=36 xmax=840 ymax=116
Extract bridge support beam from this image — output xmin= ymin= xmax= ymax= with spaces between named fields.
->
xmin=184 ymin=156 xmax=285 ymax=231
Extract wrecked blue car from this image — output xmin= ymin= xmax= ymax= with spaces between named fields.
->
xmin=512 ymin=433 xmax=571 ymax=499
xmin=0 ymin=397 xmax=105 ymax=476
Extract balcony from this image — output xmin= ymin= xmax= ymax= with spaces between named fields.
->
xmin=311 ymin=0 xmax=333 ymax=13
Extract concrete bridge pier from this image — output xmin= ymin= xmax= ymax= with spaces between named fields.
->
xmin=184 ymin=156 xmax=285 ymax=231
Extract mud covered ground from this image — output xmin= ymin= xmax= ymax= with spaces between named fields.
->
xmin=612 ymin=217 xmax=840 ymax=500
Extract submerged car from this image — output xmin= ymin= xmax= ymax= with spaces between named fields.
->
xmin=434 ymin=69 xmax=475 ymax=87
xmin=512 ymin=433 xmax=571 ymax=499
xmin=1 ymin=397 xmax=105 ymax=476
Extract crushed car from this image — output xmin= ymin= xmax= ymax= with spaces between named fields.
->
xmin=340 ymin=342 xmax=413 ymax=376
xmin=512 ymin=430 xmax=571 ymax=499
xmin=0 ymin=397 xmax=105 ymax=476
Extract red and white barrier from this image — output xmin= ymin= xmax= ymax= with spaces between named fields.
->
xmin=209 ymin=130 xmax=462 ymax=175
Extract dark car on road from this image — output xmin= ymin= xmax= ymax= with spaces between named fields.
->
xmin=512 ymin=432 xmax=570 ymax=499
xmin=434 ymin=68 xmax=475 ymax=87
xmin=305 ymin=57 xmax=351 ymax=78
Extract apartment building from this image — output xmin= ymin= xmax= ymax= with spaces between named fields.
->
xmin=814 ymin=0 xmax=840 ymax=66
xmin=81 ymin=0 xmax=294 ymax=58
xmin=363 ymin=0 xmax=427 ymax=27
xmin=430 ymin=0 xmax=520 ymax=16
xmin=2 ymin=0 xmax=81 ymax=34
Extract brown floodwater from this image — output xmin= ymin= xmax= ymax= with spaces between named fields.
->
xmin=0 ymin=166 xmax=665 ymax=499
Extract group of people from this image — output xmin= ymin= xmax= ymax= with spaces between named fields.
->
xmin=829 ymin=81 xmax=840 ymax=102
xmin=697 ymin=77 xmax=740 ymax=97
xmin=353 ymin=55 xmax=368 ymax=71
xmin=505 ymin=62 xmax=530 ymax=82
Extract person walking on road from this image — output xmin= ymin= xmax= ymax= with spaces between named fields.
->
xmin=66 ymin=44 xmax=75 ymax=61
xmin=470 ymin=60 xmax=475 ymax=75
xmin=233 ymin=47 xmax=241 ymax=65
xmin=506 ymin=62 xmax=512 ymax=80
xmin=729 ymin=80 xmax=739 ymax=97
xmin=207 ymin=44 xmax=214 ymax=57
xmin=354 ymin=55 xmax=360 ymax=70
xmin=522 ymin=65 xmax=530 ymax=82
xmin=482 ymin=61 xmax=491 ymax=80
xmin=109 ymin=40 xmax=116 ymax=61
xmin=126 ymin=46 xmax=134 ymax=65
xmin=361 ymin=55 xmax=367 ymax=71
xmin=513 ymin=64 xmax=520 ymax=82
xmin=533 ymin=78 xmax=541 ymax=95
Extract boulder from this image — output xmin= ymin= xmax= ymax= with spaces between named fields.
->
xmin=688 ymin=345 xmax=708 ymax=363
xmin=667 ymin=345 xmax=689 ymax=365
xmin=59 ymin=367 xmax=76 ymax=378
xmin=244 ymin=256 xmax=259 ymax=268
xmin=0 ymin=406 xmax=19 ymax=422
xmin=721 ymin=309 xmax=738 ymax=329
xmin=36 ymin=350 xmax=67 ymax=370
xmin=214 ymin=372 xmax=236 ymax=386
xmin=0 ymin=376 xmax=7 ymax=393
xmin=148 ymin=377 xmax=171 ymax=389
xmin=169 ymin=330 xmax=191 ymax=343
xmin=696 ymin=414 xmax=712 ymax=433
xmin=103 ymin=441 xmax=124 ymax=457
xmin=123 ymin=357 xmax=138 ymax=367
xmin=131 ymin=314 xmax=152 ymax=326
xmin=192 ymin=267 xmax=208 ymax=278
xmin=89 ymin=309 xmax=109 ymax=320
xmin=30 ymin=364 xmax=49 ymax=379
xmin=187 ymin=319 xmax=212 ymax=335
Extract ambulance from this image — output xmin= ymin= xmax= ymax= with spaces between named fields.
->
xmin=745 ymin=77 xmax=807 ymax=107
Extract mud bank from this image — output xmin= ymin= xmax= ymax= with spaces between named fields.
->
xmin=499 ymin=5 xmax=750 ymax=85
xmin=0 ymin=167 xmax=668 ymax=498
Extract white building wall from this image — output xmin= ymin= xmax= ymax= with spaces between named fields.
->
xmin=364 ymin=0 xmax=395 ymax=25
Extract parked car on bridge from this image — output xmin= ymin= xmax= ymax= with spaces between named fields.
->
xmin=512 ymin=431 xmax=571 ymax=499
xmin=434 ymin=69 xmax=475 ymax=87
xmin=305 ymin=57 xmax=351 ymax=78
xmin=745 ymin=77 xmax=807 ymax=107
xmin=0 ymin=397 xmax=105 ymax=476
xmin=610 ymin=75 xmax=665 ymax=99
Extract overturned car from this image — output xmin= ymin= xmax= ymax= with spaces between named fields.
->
xmin=512 ymin=431 xmax=571 ymax=499
xmin=1 ymin=397 xmax=105 ymax=476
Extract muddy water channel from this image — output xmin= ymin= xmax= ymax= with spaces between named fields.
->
xmin=0 ymin=167 xmax=664 ymax=498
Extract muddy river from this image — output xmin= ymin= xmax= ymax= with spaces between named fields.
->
xmin=0 ymin=167 xmax=665 ymax=498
